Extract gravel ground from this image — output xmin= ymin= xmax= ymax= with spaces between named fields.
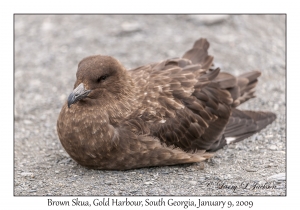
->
xmin=14 ymin=15 xmax=286 ymax=196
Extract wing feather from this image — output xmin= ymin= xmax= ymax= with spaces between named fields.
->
xmin=124 ymin=38 xmax=275 ymax=153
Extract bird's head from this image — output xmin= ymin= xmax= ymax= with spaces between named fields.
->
xmin=67 ymin=55 xmax=131 ymax=108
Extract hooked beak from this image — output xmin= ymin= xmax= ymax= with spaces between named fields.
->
xmin=67 ymin=83 xmax=91 ymax=108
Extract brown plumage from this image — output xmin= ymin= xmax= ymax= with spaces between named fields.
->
xmin=57 ymin=38 xmax=276 ymax=170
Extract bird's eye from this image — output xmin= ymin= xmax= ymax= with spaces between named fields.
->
xmin=97 ymin=74 xmax=109 ymax=83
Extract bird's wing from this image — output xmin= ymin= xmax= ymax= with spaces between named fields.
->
xmin=127 ymin=57 xmax=233 ymax=152
xmin=124 ymin=38 xmax=275 ymax=153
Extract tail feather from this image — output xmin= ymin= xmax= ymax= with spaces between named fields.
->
xmin=213 ymin=72 xmax=237 ymax=89
xmin=181 ymin=38 xmax=276 ymax=153
xmin=212 ymin=70 xmax=261 ymax=107
xmin=182 ymin=38 xmax=261 ymax=108
xmin=233 ymin=71 xmax=261 ymax=106
xmin=224 ymin=109 xmax=276 ymax=143
xmin=182 ymin=38 xmax=214 ymax=69
xmin=238 ymin=71 xmax=261 ymax=84
xmin=207 ymin=109 xmax=276 ymax=152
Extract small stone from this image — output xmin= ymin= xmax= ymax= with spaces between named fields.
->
xmin=187 ymin=168 xmax=195 ymax=172
xmin=265 ymin=135 xmax=274 ymax=138
xmin=23 ymin=120 xmax=32 ymax=125
xmin=105 ymin=181 xmax=112 ymax=185
xmin=224 ymin=174 xmax=232 ymax=180
xmin=40 ymin=114 xmax=47 ymax=120
xmin=265 ymin=163 xmax=274 ymax=168
xmin=144 ymin=182 xmax=152 ymax=185
xmin=55 ymin=170 xmax=60 ymax=174
xmin=257 ymin=135 xmax=263 ymax=141
xmin=207 ymin=158 xmax=216 ymax=166
xmin=274 ymin=151 xmax=285 ymax=154
xmin=121 ymin=22 xmax=141 ymax=32
xmin=130 ymin=190 xmax=138 ymax=194
xmin=276 ymin=184 xmax=285 ymax=189
xmin=251 ymin=134 xmax=258 ymax=141
xmin=188 ymin=181 xmax=197 ymax=185
xmin=269 ymin=145 xmax=277 ymax=150
xmin=59 ymin=94 xmax=66 ymax=102
xmin=29 ymin=190 xmax=37 ymax=193
xmin=244 ymin=168 xmax=258 ymax=172
xmin=198 ymin=177 xmax=205 ymax=182
xmin=267 ymin=173 xmax=286 ymax=182
xmin=199 ymin=162 xmax=205 ymax=170
xmin=21 ymin=172 xmax=34 ymax=177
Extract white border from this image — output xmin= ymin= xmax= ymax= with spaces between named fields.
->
xmin=3 ymin=0 xmax=295 ymax=209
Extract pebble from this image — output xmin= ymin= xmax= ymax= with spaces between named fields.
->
xmin=269 ymin=145 xmax=278 ymax=150
xmin=144 ymin=182 xmax=152 ymax=185
xmin=276 ymin=185 xmax=285 ymax=190
xmin=244 ymin=168 xmax=258 ymax=172
xmin=130 ymin=190 xmax=138 ymax=194
xmin=121 ymin=22 xmax=141 ymax=33
xmin=274 ymin=151 xmax=285 ymax=154
xmin=105 ymin=181 xmax=112 ymax=185
xmin=251 ymin=134 xmax=258 ymax=141
xmin=187 ymin=168 xmax=195 ymax=172
xmin=207 ymin=158 xmax=216 ymax=165
xmin=267 ymin=173 xmax=286 ymax=182
xmin=265 ymin=135 xmax=274 ymax=139
xmin=198 ymin=177 xmax=205 ymax=182
xmin=29 ymin=190 xmax=37 ymax=193
xmin=224 ymin=174 xmax=232 ymax=180
xmin=188 ymin=181 xmax=197 ymax=185
xmin=23 ymin=120 xmax=33 ymax=125
xmin=265 ymin=163 xmax=274 ymax=168
xmin=258 ymin=135 xmax=264 ymax=141
xmin=21 ymin=172 xmax=34 ymax=177
xmin=199 ymin=162 xmax=205 ymax=170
